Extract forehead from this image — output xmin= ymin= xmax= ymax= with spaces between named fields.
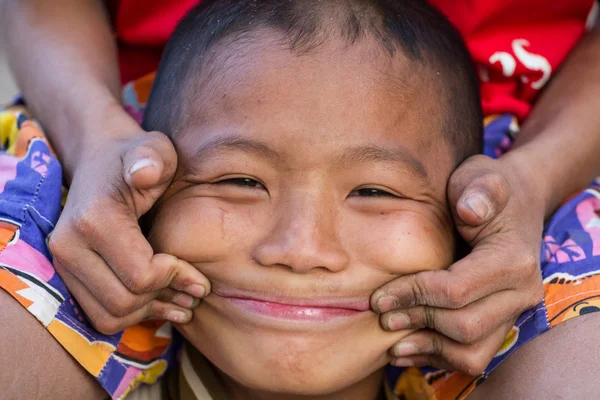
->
xmin=178 ymin=34 xmax=452 ymax=181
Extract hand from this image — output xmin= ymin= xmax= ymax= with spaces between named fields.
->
xmin=49 ymin=121 xmax=210 ymax=335
xmin=371 ymin=154 xmax=545 ymax=375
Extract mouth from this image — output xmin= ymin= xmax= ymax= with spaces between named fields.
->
xmin=211 ymin=287 xmax=371 ymax=323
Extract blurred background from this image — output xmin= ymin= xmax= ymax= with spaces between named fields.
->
xmin=0 ymin=40 xmax=18 ymax=104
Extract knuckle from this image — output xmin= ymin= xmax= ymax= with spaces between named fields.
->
xmin=421 ymin=306 xmax=436 ymax=330
xmin=123 ymin=271 xmax=155 ymax=294
xmin=455 ymin=314 xmax=484 ymax=344
xmin=409 ymin=275 xmax=426 ymax=307
xmin=147 ymin=300 xmax=170 ymax=319
xmin=513 ymin=253 xmax=543 ymax=310
xmin=526 ymin=279 xmax=544 ymax=309
xmin=104 ymin=295 xmax=138 ymax=317
xmin=412 ymin=271 xmax=439 ymax=307
xmin=426 ymin=355 xmax=439 ymax=369
xmin=47 ymin=231 xmax=68 ymax=264
xmin=461 ymin=353 xmax=488 ymax=376
xmin=480 ymin=171 xmax=509 ymax=194
xmin=73 ymin=208 xmax=104 ymax=238
xmin=91 ymin=316 xmax=123 ymax=335
xmin=517 ymin=252 xmax=538 ymax=272
xmin=505 ymin=250 xmax=537 ymax=277
xmin=445 ymin=283 xmax=468 ymax=309
xmin=430 ymin=334 xmax=445 ymax=356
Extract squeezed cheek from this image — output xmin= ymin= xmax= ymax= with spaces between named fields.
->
xmin=351 ymin=213 xmax=454 ymax=274
xmin=148 ymin=198 xmax=259 ymax=262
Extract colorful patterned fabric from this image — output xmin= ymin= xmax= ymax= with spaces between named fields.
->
xmin=1 ymin=78 xmax=600 ymax=399
xmin=0 ymin=106 xmax=179 ymax=400
xmin=387 ymin=114 xmax=600 ymax=400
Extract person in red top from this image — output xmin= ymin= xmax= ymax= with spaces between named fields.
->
xmin=109 ymin=0 xmax=598 ymax=120
xmin=1 ymin=0 xmax=599 ymax=399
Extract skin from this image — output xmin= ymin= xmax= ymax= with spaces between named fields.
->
xmin=148 ymin=36 xmax=456 ymax=399
xmin=470 ymin=313 xmax=600 ymax=399
xmin=0 ymin=0 xmax=599 ymax=397
xmin=0 ymin=289 xmax=106 ymax=399
xmin=0 ymin=0 xmax=210 ymax=331
xmin=376 ymin=21 xmax=600 ymax=376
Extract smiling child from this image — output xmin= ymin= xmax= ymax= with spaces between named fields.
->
xmin=136 ymin=0 xmax=481 ymax=398
xmin=0 ymin=0 xmax=483 ymax=399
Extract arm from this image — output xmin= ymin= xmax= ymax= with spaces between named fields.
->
xmin=0 ymin=1 xmax=117 ymax=395
xmin=507 ymin=22 xmax=600 ymax=217
xmin=0 ymin=0 xmax=208 ymax=378
xmin=470 ymin=312 xmax=600 ymax=398
xmin=1 ymin=0 xmax=134 ymax=178
xmin=0 ymin=289 xmax=106 ymax=399
xmin=373 ymin=23 xmax=600 ymax=374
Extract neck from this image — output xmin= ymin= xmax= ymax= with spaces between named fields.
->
xmin=221 ymin=368 xmax=385 ymax=400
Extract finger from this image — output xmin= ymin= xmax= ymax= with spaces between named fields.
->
xmin=447 ymin=156 xmax=510 ymax=227
xmin=71 ymin=201 xmax=210 ymax=298
xmin=51 ymin=231 xmax=202 ymax=316
xmin=372 ymin=249 xmax=518 ymax=312
xmin=55 ymin=249 xmax=197 ymax=317
xmin=150 ymin=253 xmax=211 ymax=297
xmin=390 ymin=322 xmax=513 ymax=375
xmin=122 ymin=131 xmax=178 ymax=194
xmin=390 ymin=355 xmax=453 ymax=370
xmin=59 ymin=266 xmax=192 ymax=335
xmin=164 ymin=289 xmax=201 ymax=309
xmin=381 ymin=289 xmax=525 ymax=344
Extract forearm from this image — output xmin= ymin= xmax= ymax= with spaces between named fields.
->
xmin=0 ymin=290 xmax=106 ymax=399
xmin=504 ymin=24 xmax=600 ymax=218
xmin=1 ymin=0 xmax=138 ymax=179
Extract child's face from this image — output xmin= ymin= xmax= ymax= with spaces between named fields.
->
xmin=149 ymin=36 xmax=456 ymax=396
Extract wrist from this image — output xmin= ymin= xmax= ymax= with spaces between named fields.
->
xmin=499 ymin=147 xmax=554 ymax=219
xmin=80 ymin=100 xmax=141 ymax=145
xmin=62 ymin=95 xmax=142 ymax=179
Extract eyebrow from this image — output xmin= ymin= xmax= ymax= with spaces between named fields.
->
xmin=193 ymin=134 xmax=428 ymax=180
xmin=335 ymin=145 xmax=429 ymax=180
xmin=194 ymin=135 xmax=283 ymax=164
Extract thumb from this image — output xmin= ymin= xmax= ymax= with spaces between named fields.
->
xmin=122 ymin=131 xmax=178 ymax=217
xmin=448 ymin=158 xmax=510 ymax=227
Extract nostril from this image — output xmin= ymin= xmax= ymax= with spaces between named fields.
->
xmin=251 ymin=212 xmax=349 ymax=273
xmin=251 ymin=242 xmax=349 ymax=273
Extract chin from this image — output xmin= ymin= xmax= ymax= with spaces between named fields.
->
xmin=203 ymin=333 xmax=388 ymax=396
xmin=176 ymin=302 xmax=410 ymax=396
xmin=226 ymin=363 xmax=384 ymax=397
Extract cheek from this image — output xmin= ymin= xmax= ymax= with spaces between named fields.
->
xmin=346 ymin=212 xmax=454 ymax=274
xmin=148 ymin=198 xmax=263 ymax=261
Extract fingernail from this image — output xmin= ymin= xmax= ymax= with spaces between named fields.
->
xmin=387 ymin=313 xmax=411 ymax=331
xmin=392 ymin=342 xmax=418 ymax=358
xmin=187 ymin=284 xmax=206 ymax=298
xmin=463 ymin=192 xmax=491 ymax=220
xmin=127 ymin=159 xmax=157 ymax=177
xmin=377 ymin=295 xmax=397 ymax=313
xmin=391 ymin=358 xmax=415 ymax=368
xmin=166 ymin=310 xmax=189 ymax=323
xmin=191 ymin=298 xmax=201 ymax=308
xmin=172 ymin=292 xmax=195 ymax=308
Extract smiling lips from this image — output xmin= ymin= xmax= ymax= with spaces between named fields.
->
xmin=213 ymin=288 xmax=371 ymax=322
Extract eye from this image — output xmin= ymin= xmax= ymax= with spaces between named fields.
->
xmin=213 ymin=177 xmax=265 ymax=189
xmin=349 ymin=187 xmax=400 ymax=198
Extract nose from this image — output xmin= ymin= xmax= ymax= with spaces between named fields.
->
xmin=251 ymin=192 xmax=349 ymax=273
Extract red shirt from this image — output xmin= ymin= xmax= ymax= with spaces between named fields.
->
xmin=108 ymin=0 xmax=598 ymax=119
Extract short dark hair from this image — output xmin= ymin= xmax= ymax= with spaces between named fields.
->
xmin=143 ymin=0 xmax=483 ymax=164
